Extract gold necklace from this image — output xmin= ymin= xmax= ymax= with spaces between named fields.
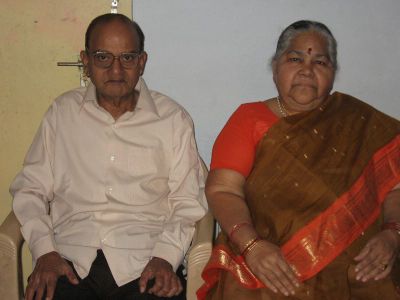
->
xmin=276 ymin=96 xmax=287 ymax=117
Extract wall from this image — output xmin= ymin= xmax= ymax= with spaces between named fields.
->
xmin=0 ymin=0 xmax=131 ymax=284
xmin=133 ymin=0 xmax=400 ymax=164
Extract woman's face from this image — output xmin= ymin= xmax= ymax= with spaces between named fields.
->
xmin=273 ymin=31 xmax=335 ymax=114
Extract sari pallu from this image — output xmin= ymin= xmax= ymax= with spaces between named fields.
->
xmin=199 ymin=92 xmax=400 ymax=300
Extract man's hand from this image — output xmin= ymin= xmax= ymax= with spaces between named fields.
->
xmin=139 ymin=257 xmax=183 ymax=297
xmin=26 ymin=251 xmax=78 ymax=300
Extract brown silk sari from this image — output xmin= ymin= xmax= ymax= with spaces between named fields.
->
xmin=199 ymin=92 xmax=400 ymax=300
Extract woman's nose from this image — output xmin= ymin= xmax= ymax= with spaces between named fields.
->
xmin=299 ymin=61 xmax=314 ymax=77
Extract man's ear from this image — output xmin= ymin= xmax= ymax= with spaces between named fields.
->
xmin=80 ymin=50 xmax=89 ymax=67
xmin=80 ymin=50 xmax=90 ymax=77
xmin=138 ymin=51 xmax=148 ymax=76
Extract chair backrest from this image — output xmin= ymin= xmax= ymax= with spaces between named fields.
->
xmin=186 ymin=158 xmax=215 ymax=300
xmin=0 ymin=211 xmax=24 ymax=300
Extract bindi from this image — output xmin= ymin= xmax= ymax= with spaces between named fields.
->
xmin=307 ymin=48 xmax=312 ymax=54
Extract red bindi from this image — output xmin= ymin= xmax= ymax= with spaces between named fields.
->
xmin=307 ymin=48 xmax=312 ymax=54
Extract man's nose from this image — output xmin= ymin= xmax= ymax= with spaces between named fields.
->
xmin=110 ymin=56 xmax=124 ymax=72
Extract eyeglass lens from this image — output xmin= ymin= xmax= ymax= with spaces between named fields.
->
xmin=93 ymin=52 xmax=140 ymax=68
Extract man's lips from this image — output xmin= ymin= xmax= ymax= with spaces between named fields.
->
xmin=105 ymin=79 xmax=125 ymax=84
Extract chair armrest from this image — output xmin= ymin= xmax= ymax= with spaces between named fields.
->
xmin=0 ymin=211 xmax=24 ymax=300
xmin=186 ymin=211 xmax=214 ymax=300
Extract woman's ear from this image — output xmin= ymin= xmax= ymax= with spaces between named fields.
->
xmin=272 ymin=60 xmax=277 ymax=84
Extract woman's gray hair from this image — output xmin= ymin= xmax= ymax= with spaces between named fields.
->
xmin=271 ymin=20 xmax=338 ymax=70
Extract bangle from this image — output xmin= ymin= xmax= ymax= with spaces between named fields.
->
xmin=229 ymin=222 xmax=252 ymax=240
xmin=382 ymin=222 xmax=400 ymax=235
xmin=241 ymin=237 xmax=261 ymax=257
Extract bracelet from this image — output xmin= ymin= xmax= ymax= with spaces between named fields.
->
xmin=229 ymin=222 xmax=252 ymax=240
xmin=382 ymin=222 xmax=400 ymax=235
xmin=241 ymin=237 xmax=261 ymax=257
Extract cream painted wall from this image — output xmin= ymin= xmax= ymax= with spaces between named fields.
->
xmin=0 ymin=0 xmax=131 ymax=285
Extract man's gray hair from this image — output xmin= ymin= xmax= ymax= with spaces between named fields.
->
xmin=271 ymin=20 xmax=338 ymax=70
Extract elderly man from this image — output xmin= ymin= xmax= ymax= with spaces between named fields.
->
xmin=10 ymin=13 xmax=207 ymax=300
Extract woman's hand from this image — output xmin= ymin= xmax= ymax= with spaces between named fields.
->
xmin=354 ymin=229 xmax=400 ymax=282
xmin=245 ymin=239 xmax=300 ymax=296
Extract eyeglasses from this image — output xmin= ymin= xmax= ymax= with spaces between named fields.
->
xmin=88 ymin=50 xmax=142 ymax=69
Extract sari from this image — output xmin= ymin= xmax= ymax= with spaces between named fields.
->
xmin=199 ymin=92 xmax=400 ymax=300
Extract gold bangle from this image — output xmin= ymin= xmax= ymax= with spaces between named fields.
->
xmin=382 ymin=222 xmax=400 ymax=237
xmin=241 ymin=237 xmax=261 ymax=257
xmin=382 ymin=222 xmax=400 ymax=232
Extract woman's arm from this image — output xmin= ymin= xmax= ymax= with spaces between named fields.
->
xmin=383 ymin=183 xmax=400 ymax=224
xmin=205 ymin=169 xmax=257 ymax=251
xmin=206 ymin=168 xmax=300 ymax=296
xmin=354 ymin=183 xmax=400 ymax=282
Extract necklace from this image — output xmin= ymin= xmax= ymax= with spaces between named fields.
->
xmin=276 ymin=96 xmax=287 ymax=117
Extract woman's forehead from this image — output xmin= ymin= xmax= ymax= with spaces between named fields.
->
xmin=287 ymin=31 xmax=329 ymax=54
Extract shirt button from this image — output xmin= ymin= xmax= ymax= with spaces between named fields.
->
xmin=101 ymin=238 xmax=107 ymax=243
xmin=107 ymin=187 xmax=113 ymax=193
xmin=110 ymin=155 xmax=116 ymax=162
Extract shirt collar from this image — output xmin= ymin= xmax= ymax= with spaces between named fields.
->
xmin=80 ymin=77 xmax=160 ymax=118
xmin=134 ymin=78 xmax=160 ymax=117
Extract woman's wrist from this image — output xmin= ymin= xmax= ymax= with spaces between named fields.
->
xmin=241 ymin=237 xmax=262 ymax=257
xmin=382 ymin=222 xmax=400 ymax=232
xmin=228 ymin=221 xmax=259 ymax=252
xmin=229 ymin=222 xmax=252 ymax=240
xmin=382 ymin=222 xmax=400 ymax=248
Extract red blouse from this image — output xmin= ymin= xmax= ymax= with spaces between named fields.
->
xmin=210 ymin=102 xmax=279 ymax=177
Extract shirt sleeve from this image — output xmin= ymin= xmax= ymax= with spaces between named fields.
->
xmin=10 ymin=104 xmax=58 ymax=261
xmin=150 ymin=109 xmax=208 ymax=270
xmin=210 ymin=104 xmax=258 ymax=177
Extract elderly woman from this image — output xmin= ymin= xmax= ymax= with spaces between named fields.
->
xmin=198 ymin=20 xmax=400 ymax=299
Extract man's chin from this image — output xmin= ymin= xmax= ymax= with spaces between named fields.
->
xmin=98 ymin=89 xmax=133 ymax=100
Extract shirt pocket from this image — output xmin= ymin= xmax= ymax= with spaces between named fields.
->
xmin=128 ymin=146 xmax=166 ymax=177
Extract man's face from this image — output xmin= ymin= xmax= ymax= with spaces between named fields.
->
xmin=81 ymin=20 xmax=147 ymax=101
